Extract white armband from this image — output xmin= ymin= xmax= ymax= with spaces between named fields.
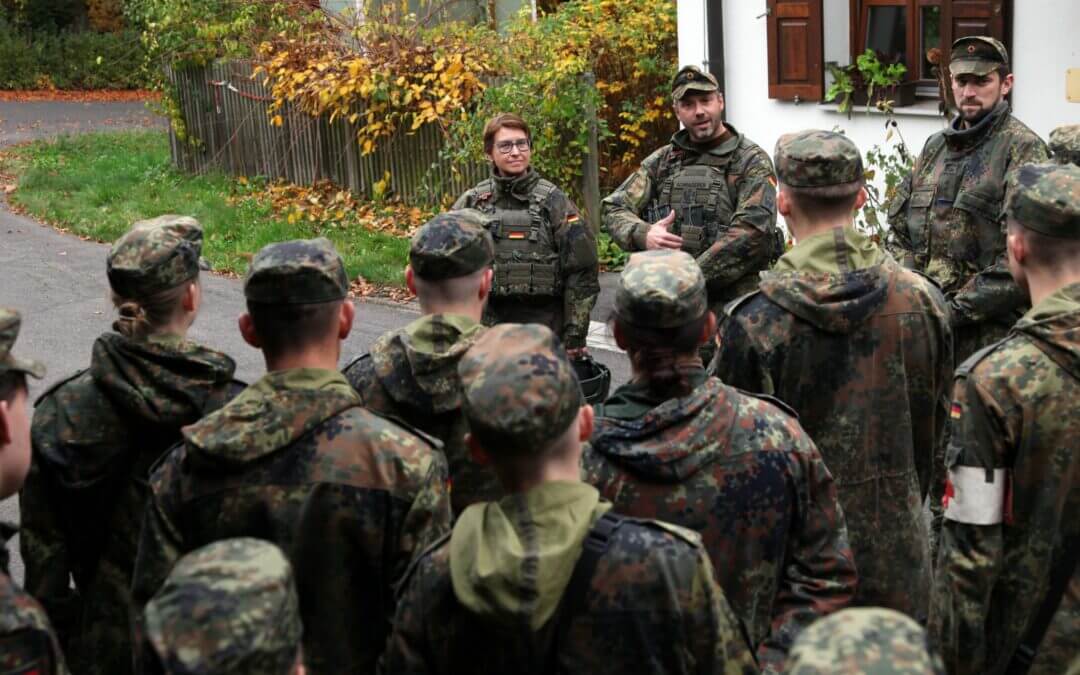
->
xmin=944 ymin=465 xmax=1008 ymax=525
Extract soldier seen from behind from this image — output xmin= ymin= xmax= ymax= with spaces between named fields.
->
xmin=0 ymin=308 xmax=68 ymax=674
xmin=886 ymin=36 xmax=1048 ymax=364
xmin=1049 ymin=124 xmax=1080 ymax=167
xmin=783 ymin=608 xmax=944 ymax=675
xmin=711 ymin=130 xmax=954 ymax=622
xmin=344 ymin=210 xmax=501 ymax=515
xmin=602 ymin=65 xmax=782 ymax=362
xmin=131 ymin=238 xmax=452 ymax=675
xmin=380 ymin=323 xmax=757 ymax=675
xmin=452 ymin=113 xmax=600 ymax=358
xmin=929 ymin=164 xmax=1080 ymax=675
xmin=582 ymin=249 xmax=856 ymax=673
xmin=20 ymin=216 xmax=241 ymax=675
xmin=142 ymin=538 xmax=305 ymax=675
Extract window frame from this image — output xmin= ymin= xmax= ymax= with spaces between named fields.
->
xmin=848 ymin=0 xmax=1010 ymax=98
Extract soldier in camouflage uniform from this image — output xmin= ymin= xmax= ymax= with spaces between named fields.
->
xmin=380 ymin=323 xmax=757 ymax=675
xmin=581 ymin=249 xmax=856 ymax=672
xmin=784 ymin=608 xmax=945 ymax=674
xmin=1049 ymin=124 xmax=1080 ymax=166
xmin=886 ymin=37 xmax=1049 ymax=364
xmin=452 ymin=113 xmax=599 ymax=355
xmin=711 ymin=131 xmax=954 ymax=622
xmin=929 ymin=164 xmax=1080 ymax=675
xmin=602 ymin=65 xmax=781 ymax=361
xmin=0 ymin=308 xmax=69 ymax=675
xmin=344 ymin=210 xmax=500 ymax=514
xmin=20 ymin=216 xmax=241 ymax=675
xmin=132 ymin=238 xmax=452 ymax=675
xmin=142 ymin=538 xmax=303 ymax=675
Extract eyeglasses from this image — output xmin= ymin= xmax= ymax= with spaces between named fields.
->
xmin=495 ymin=139 xmax=531 ymax=154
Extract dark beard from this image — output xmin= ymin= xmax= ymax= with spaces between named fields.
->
xmin=960 ymin=106 xmax=992 ymax=126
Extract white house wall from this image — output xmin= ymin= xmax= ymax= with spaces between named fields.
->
xmin=677 ymin=0 xmax=1078 ymax=221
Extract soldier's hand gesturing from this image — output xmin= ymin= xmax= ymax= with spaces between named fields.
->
xmin=645 ymin=210 xmax=683 ymax=250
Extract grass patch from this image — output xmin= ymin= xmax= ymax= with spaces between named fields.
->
xmin=5 ymin=130 xmax=412 ymax=286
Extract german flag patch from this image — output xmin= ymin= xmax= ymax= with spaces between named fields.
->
xmin=508 ymin=231 xmax=528 ymax=240
xmin=566 ymin=213 xmax=581 ymax=225
xmin=950 ymin=402 xmax=962 ymax=419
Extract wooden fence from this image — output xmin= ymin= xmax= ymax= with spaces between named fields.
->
xmin=165 ymin=60 xmax=488 ymax=206
xmin=165 ymin=60 xmax=603 ymax=220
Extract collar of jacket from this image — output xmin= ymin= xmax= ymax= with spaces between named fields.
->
xmin=943 ymin=100 xmax=1010 ymax=151
xmin=490 ymin=166 xmax=541 ymax=201
xmin=774 ymin=226 xmax=888 ymax=275
xmin=671 ymin=123 xmax=743 ymax=158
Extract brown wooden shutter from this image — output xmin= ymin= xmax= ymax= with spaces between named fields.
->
xmin=766 ymin=0 xmax=825 ymax=101
xmin=946 ymin=0 xmax=1006 ymax=43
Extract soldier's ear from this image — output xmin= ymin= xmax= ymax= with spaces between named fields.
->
xmin=405 ymin=266 xmax=418 ymax=296
xmin=777 ymin=189 xmax=792 ymax=218
xmin=0 ymin=400 xmax=11 ymax=447
xmin=1006 ymin=227 xmax=1026 ymax=266
xmin=238 ymin=313 xmax=261 ymax=349
xmin=854 ymin=186 xmax=868 ymax=211
xmin=699 ymin=312 xmax=717 ymax=347
xmin=479 ymin=268 xmax=494 ymax=301
xmin=611 ymin=320 xmax=628 ymax=351
xmin=577 ymin=404 xmax=594 ymax=442
xmin=338 ymin=300 xmax=355 ymax=340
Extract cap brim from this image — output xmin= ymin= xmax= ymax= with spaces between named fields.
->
xmin=673 ymin=82 xmax=718 ymax=100
xmin=950 ymin=59 xmax=997 ymax=76
xmin=3 ymin=355 xmax=45 ymax=379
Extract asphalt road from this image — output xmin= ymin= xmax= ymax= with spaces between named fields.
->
xmin=0 ymin=100 xmax=631 ymax=583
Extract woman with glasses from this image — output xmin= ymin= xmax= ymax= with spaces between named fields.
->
xmin=452 ymin=113 xmax=599 ymax=359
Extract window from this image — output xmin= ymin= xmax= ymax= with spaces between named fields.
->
xmin=854 ymin=0 xmax=1008 ymax=94
xmin=765 ymin=0 xmax=1009 ymax=101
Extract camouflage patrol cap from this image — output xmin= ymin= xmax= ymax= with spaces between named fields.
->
xmin=785 ymin=608 xmax=945 ymax=674
xmin=244 ymin=237 xmax=349 ymax=305
xmin=949 ymin=36 xmax=1009 ymax=77
xmin=107 ymin=215 xmax=203 ymax=299
xmin=775 ymin=129 xmax=863 ymax=192
xmin=672 ymin=65 xmax=719 ymax=101
xmin=1007 ymin=163 xmax=1080 ymax=238
xmin=1049 ymin=125 xmax=1080 ymax=167
xmin=409 ymin=209 xmax=495 ymax=281
xmin=458 ymin=323 xmax=581 ymax=454
xmin=144 ymin=538 xmax=301 ymax=675
xmin=615 ymin=250 xmax=707 ymax=329
xmin=0 ymin=308 xmax=44 ymax=379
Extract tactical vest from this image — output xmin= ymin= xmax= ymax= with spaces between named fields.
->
xmin=655 ymin=150 xmax=738 ymax=256
xmin=472 ymin=179 xmax=562 ymax=298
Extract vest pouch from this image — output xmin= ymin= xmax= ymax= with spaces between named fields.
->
xmin=493 ymin=252 xmax=560 ymax=297
xmin=905 ymin=188 xmax=935 ymax=252
xmin=953 ymin=190 xmax=1004 ymax=268
xmin=680 ymin=224 xmax=707 ymax=256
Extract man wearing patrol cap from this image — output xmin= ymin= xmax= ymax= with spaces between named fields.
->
xmin=344 ymin=209 xmax=501 ymax=514
xmin=132 ymin=238 xmax=451 ymax=675
xmin=887 ymin=36 xmax=1049 ymax=364
xmin=602 ymin=64 xmax=781 ymax=361
xmin=21 ymin=215 xmax=241 ymax=675
xmin=381 ymin=323 xmax=757 ymax=674
xmin=582 ymin=249 xmax=856 ymax=672
xmin=0 ymin=308 xmax=68 ymax=675
xmin=930 ymin=164 xmax=1080 ymax=675
xmin=1049 ymin=124 xmax=1080 ymax=166
xmin=712 ymin=130 xmax=953 ymax=623
xmin=142 ymin=538 xmax=304 ymax=675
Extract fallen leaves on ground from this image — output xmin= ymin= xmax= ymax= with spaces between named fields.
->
xmin=0 ymin=90 xmax=160 ymax=102
xmin=350 ymin=275 xmax=416 ymax=302
xmin=231 ymin=179 xmax=433 ymax=238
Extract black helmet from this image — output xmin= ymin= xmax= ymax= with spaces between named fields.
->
xmin=572 ymin=354 xmax=611 ymax=405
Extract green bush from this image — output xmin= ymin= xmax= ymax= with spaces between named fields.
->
xmin=0 ymin=20 xmax=150 ymax=89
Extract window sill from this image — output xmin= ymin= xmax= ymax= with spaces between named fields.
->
xmin=818 ymin=99 xmax=945 ymax=118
